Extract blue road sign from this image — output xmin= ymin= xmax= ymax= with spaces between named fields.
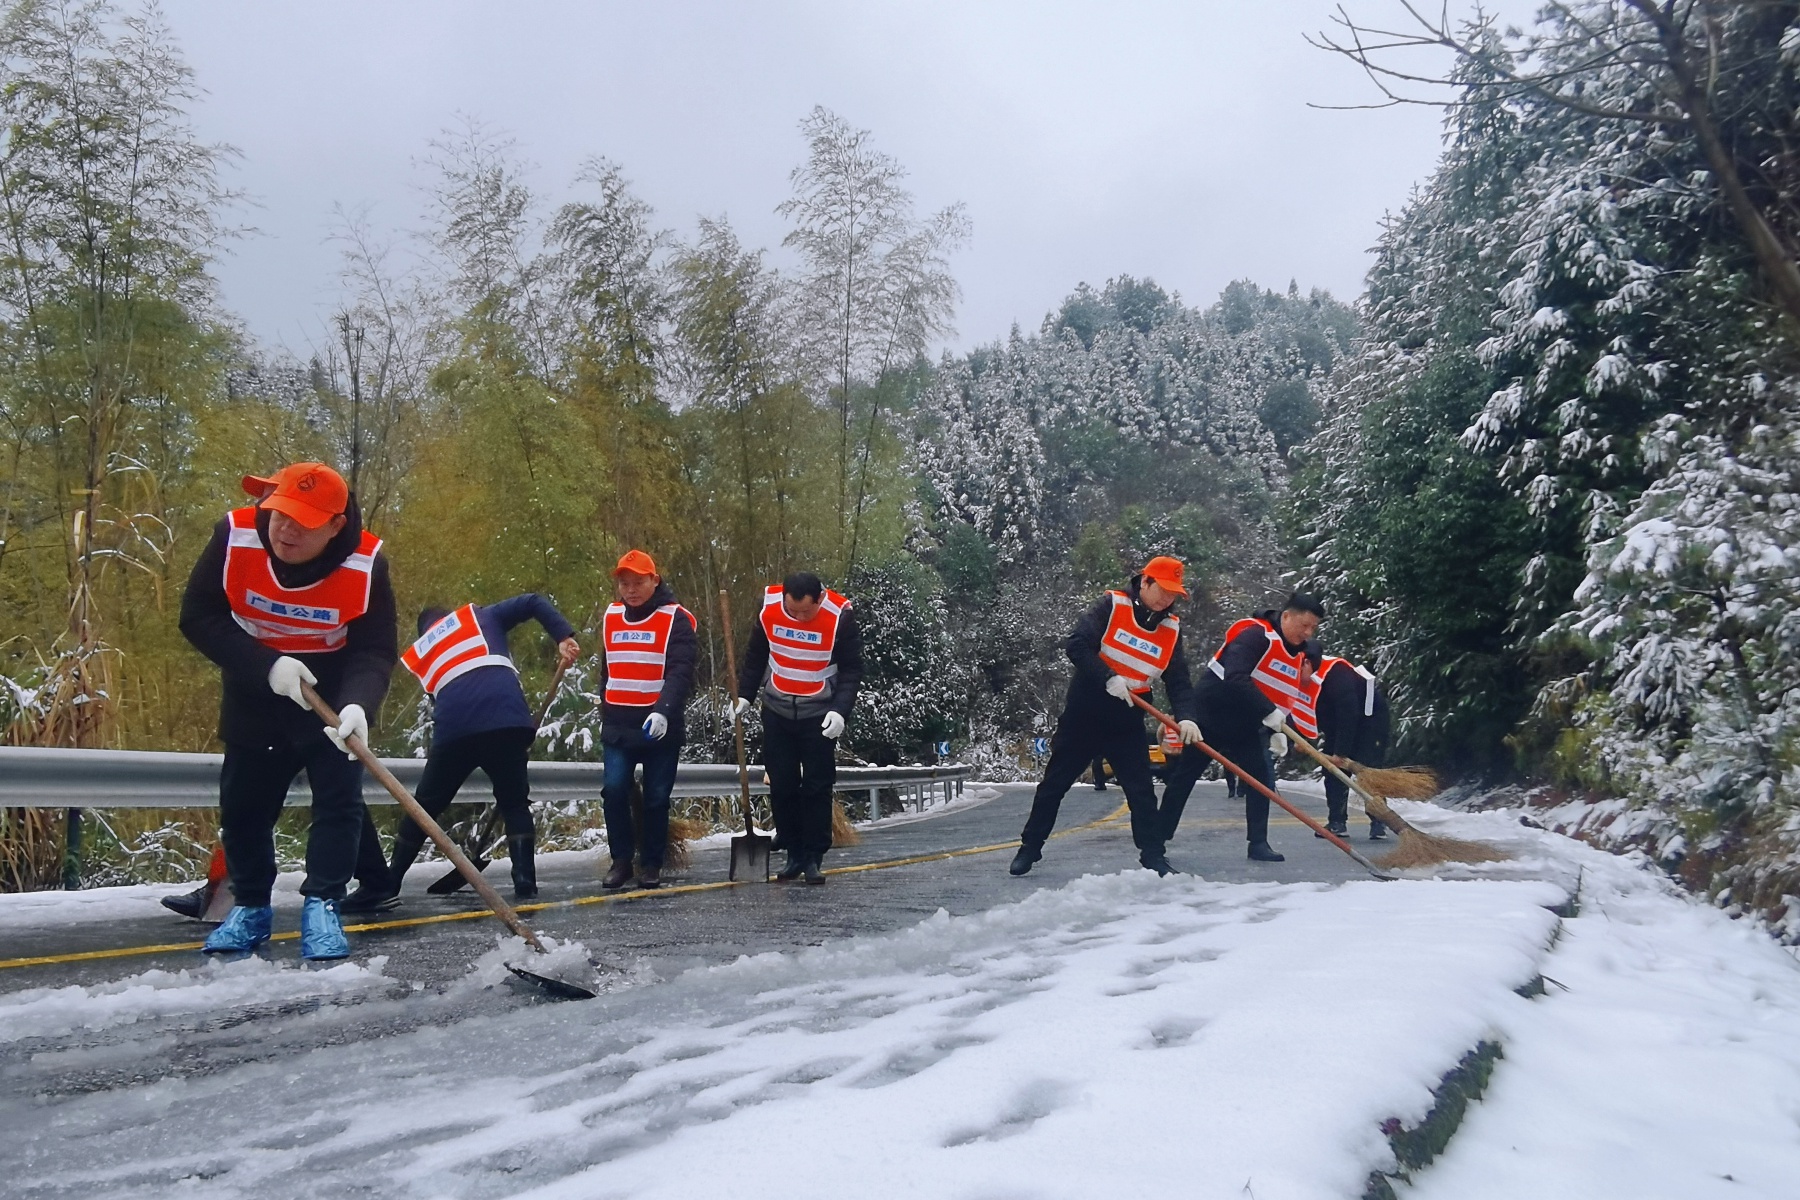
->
xmin=1032 ymin=737 xmax=1050 ymax=755
xmin=936 ymin=741 xmax=951 ymax=757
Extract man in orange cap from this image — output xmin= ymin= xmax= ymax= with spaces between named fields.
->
xmin=179 ymin=463 xmax=398 ymax=960
xmin=597 ymin=550 xmax=697 ymax=890
xmin=1010 ymin=555 xmax=1202 ymax=877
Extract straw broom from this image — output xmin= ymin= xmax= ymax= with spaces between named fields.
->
xmin=1282 ymin=725 xmax=1509 ymax=868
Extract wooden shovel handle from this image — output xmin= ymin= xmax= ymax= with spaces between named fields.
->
xmin=301 ymin=682 xmax=548 ymax=952
xmin=1126 ymin=692 xmax=1390 ymax=880
xmin=717 ymin=590 xmax=757 ymax=834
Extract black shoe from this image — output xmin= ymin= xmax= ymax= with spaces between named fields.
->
xmin=1140 ymin=852 xmax=1177 ymax=876
xmin=637 ymin=866 xmax=661 ymax=889
xmin=775 ymin=851 xmax=806 ymax=881
xmin=1009 ymin=846 xmax=1041 ymax=876
xmin=1092 ymin=783 xmax=1107 ymax=792
xmin=338 ymin=884 xmax=401 ymax=914
xmin=803 ymin=857 xmax=826 ymax=885
xmin=1316 ymin=820 xmax=1349 ymax=840
xmin=1248 ymin=841 xmax=1286 ymax=863
xmin=1370 ymin=824 xmax=1389 ymax=841
xmin=602 ymin=861 xmax=634 ymax=890
xmin=507 ymin=834 xmax=538 ymax=899
xmin=161 ymin=882 xmax=213 ymax=920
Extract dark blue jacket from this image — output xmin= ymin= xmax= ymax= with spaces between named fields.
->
xmin=429 ymin=594 xmax=575 ymax=747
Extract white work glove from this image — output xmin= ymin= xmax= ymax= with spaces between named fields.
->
xmin=1268 ymin=731 xmax=1290 ymax=760
xmin=1260 ymin=707 xmax=1289 ymax=732
xmin=820 ymin=711 xmax=846 ymax=739
xmin=730 ymin=696 xmax=751 ymax=720
xmin=1177 ymin=719 xmax=1203 ymax=745
xmin=267 ymin=655 xmax=317 ymax=709
xmin=325 ymin=703 xmax=368 ymax=759
xmin=642 ymin=712 xmax=668 ymax=741
xmin=1104 ymin=675 xmax=1133 ymax=704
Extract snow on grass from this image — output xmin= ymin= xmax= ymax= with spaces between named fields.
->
xmin=1374 ymin=803 xmax=1800 ymax=1199
xmin=0 ymin=870 xmax=311 ymax=931
xmin=0 ymin=954 xmax=394 ymax=1044
xmin=1 ymin=870 xmax=1565 ymax=1199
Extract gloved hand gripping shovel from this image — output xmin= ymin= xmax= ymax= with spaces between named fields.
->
xmin=720 ymin=590 xmax=770 ymax=882
xmin=1126 ymin=692 xmax=1392 ymax=881
xmin=427 ymin=661 xmax=569 ymax=896
xmin=301 ymin=683 xmax=599 ymax=999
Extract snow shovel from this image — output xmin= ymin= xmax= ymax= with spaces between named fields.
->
xmin=301 ymin=683 xmax=599 ymax=1000
xmin=426 ymin=660 xmax=570 ymax=896
xmin=719 ymin=590 xmax=770 ymax=882
xmin=1127 ymin=693 xmax=1392 ymax=881
xmin=1280 ymin=723 xmax=1509 ymax=869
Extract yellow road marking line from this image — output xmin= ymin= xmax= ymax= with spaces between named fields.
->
xmin=0 ymin=804 xmax=1131 ymax=972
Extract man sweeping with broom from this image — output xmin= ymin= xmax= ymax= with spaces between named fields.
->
xmin=1009 ymin=556 xmax=1202 ymax=878
xmin=1312 ymin=653 xmax=1392 ymax=841
xmin=349 ymin=596 xmax=579 ymax=907
xmin=1194 ymin=592 xmax=1326 ymax=863
xmin=599 ymin=551 xmax=698 ymax=891
xmin=179 ymin=462 xmax=397 ymax=960
xmin=733 ymin=571 xmax=864 ymax=885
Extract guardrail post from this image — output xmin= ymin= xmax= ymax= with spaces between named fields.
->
xmin=62 ymin=808 xmax=83 ymax=890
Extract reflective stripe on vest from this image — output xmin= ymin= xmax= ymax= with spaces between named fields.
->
xmin=1318 ymin=656 xmax=1379 ymax=719
xmin=1097 ymin=591 xmax=1180 ymax=694
xmin=1161 ymin=723 xmax=1184 ymax=755
xmin=1207 ymin=616 xmax=1317 ymax=737
xmin=402 ymin=604 xmax=516 ymax=696
xmin=603 ymin=602 xmax=694 ymax=707
xmin=222 ymin=507 xmax=380 ymax=654
xmin=760 ymin=585 xmax=846 ymax=697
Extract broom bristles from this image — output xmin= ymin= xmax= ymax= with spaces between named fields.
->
xmin=1348 ymin=762 xmax=1441 ymax=800
xmin=831 ymin=798 xmax=861 ymax=846
xmin=1361 ymin=792 xmax=1510 ymax=868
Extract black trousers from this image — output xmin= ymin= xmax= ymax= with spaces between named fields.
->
xmin=763 ymin=708 xmax=836 ymax=859
xmin=219 ymin=739 xmax=367 ymax=907
xmin=1198 ymin=724 xmax=1278 ymax=844
xmin=396 ymin=726 xmax=537 ymax=848
xmin=1021 ymin=707 xmax=1162 ymax=855
xmin=1158 ymin=745 xmax=1207 ymax=841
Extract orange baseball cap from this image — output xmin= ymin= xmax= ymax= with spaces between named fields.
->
xmin=1142 ymin=555 xmax=1187 ymax=597
xmin=613 ymin=549 xmax=659 ymax=578
xmin=246 ymin=463 xmax=348 ymax=529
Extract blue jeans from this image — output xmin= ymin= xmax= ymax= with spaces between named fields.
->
xmin=601 ymin=738 xmax=681 ymax=869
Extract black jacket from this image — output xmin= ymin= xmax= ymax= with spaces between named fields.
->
xmin=737 ymin=598 xmax=864 ymax=721
xmin=179 ymin=498 xmax=398 ymax=750
xmin=429 ymin=594 xmax=576 ymax=747
xmin=1196 ymin=608 xmax=1305 ymax=737
xmin=599 ymin=582 xmax=698 ymax=746
xmin=1316 ymin=659 xmax=1392 ymax=766
xmin=1060 ymin=577 xmax=1197 ymax=726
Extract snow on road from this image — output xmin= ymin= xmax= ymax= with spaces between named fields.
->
xmin=3 ymin=808 xmax=1798 ymax=1199
xmin=4 ymin=870 xmax=1562 ymax=1200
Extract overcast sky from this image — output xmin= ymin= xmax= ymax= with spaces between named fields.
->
xmin=160 ymin=0 xmax=1501 ymax=359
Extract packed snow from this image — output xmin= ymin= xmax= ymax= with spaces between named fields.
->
xmin=2 ymin=804 xmax=1798 ymax=1198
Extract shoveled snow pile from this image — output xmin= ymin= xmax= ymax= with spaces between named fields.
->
xmin=1 ymin=870 xmax=1564 ymax=1199
xmin=0 ymin=954 xmax=394 ymax=1044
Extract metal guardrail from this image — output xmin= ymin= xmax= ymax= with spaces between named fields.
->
xmin=0 ymin=746 xmax=973 ymax=811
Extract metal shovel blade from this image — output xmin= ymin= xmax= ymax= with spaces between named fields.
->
xmin=729 ymin=831 xmax=771 ymax=882
xmin=425 ymin=853 xmax=486 ymax=895
xmin=506 ymin=962 xmax=600 ymax=1000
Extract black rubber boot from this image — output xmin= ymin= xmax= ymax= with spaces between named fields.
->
xmin=803 ymin=856 xmax=826 ymax=885
xmin=775 ymin=850 xmax=806 ymax=881
xmin=1248 ymin=840 xmax=1286 ymax=863
xmin=1009 ymin=845 xmax=1041 ymax=876
xmin=508 ymin=834 xmax=537 ymax=899
xmin=387 ymin=830 xmax=427 ymax=891
xmin=161 ymin=882 xmax=213 ymax=920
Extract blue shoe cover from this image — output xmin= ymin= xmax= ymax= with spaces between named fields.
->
xmin=202 ymin=905 xmax=273 ymax=954
xmin=300 ymin=896 xmax=350 ymax=960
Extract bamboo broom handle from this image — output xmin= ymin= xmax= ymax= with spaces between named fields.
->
xmin=1279 ymin=722 xmax=1411 ymax=832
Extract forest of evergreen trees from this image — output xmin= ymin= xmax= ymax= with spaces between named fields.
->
xmin=5 ymin=1 xmax=1798 ymax=908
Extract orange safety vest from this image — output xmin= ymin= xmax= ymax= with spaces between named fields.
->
xmin=222 ymin=507 xmax=381 ymax=654
xmin=1316 ymin=655 xmax=1379 ymax=719
xmin=760 ymin=584 xmax=848 ymax=697
xmin=1208 ymin=616 xmax=1319 ymax=739
xmin=602 ymin=601 xmax=694 ymax=707
xmin=401 ymin=604 xmax=515 ymax=696
xmin=1097 ymin=590 xmax=1181 ymax=694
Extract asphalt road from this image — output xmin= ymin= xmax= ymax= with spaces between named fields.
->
xmin=0 ymin=779 xmax=1383 ymax=1095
